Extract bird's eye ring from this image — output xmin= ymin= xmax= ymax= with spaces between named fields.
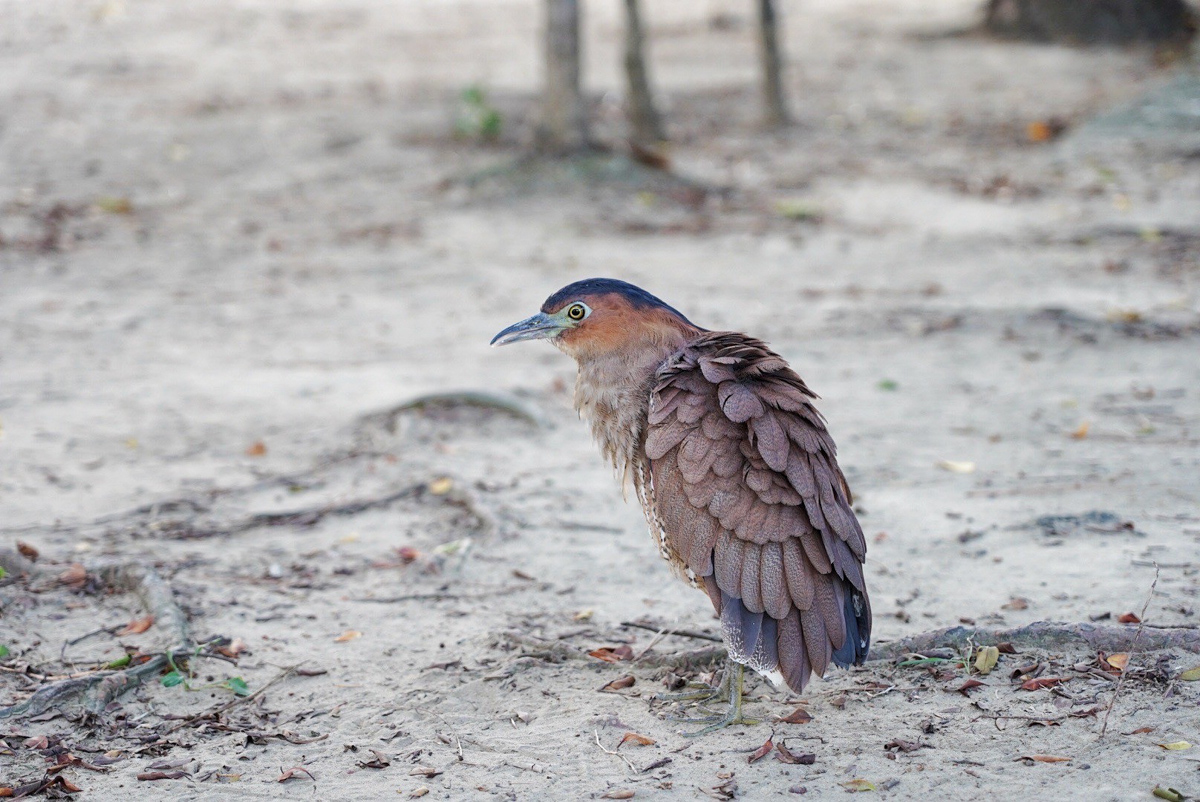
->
xmin=566 ymin=303 xmax=586 ymax=321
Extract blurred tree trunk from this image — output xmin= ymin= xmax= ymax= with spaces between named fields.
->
xmin=623 ymin=0 xmax=665 ymax=143
xmin=982 ymin=0 xmax=1195 ymax=44
xmin=538 ymin=0 xmax=589 ymax=153
xmin=757 ymin=0 xmax=790 ymax=128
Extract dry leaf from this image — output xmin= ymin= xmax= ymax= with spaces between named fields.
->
xmin=1070 ymin=421 xmax=1089 ymax=439
xmin=334 ymin=630 xmax=362 ymax=643
xmin=1002 ymin=597 xmax=1029 ymax=611
xmin=601 ymin=791 xmax=636 ymax=800
xmin=974 ymin=646 xmax=999 ymax=675
xmin=117 ymin=615 xmax=154 ymax=636
xmin=601 ymin=675 xmax=636 ymax=693
xmin=358 ymin=749 xmax=391 ymax=769
xmin=841 ymin=779 xmax=876 ymax=792
xmin=16 ymin=542 xmax=38 ymax=561
xmin=1118 ymin=612 xmax=1141 ymax=624
xmin=24 ymin=735 xmax=50 ymax=749
xmin=777 ymin=706 xmax=813 ymax=724
xmin=1021 ymin=676 xmax=1066 ymax=691
xmin=573 ymin=609 xmax=594 ymax=621
xmin=245 ymin=441 xmax=266 ymax=456
xmin=775 ymin=743 xmax=815 ymax=765
xmin=588 ymin=646 xmax=633 ymax=663
xmin=1019 ymin=755 xmax=1071 ymax=763
xmin=1157 ymin=741 xmax=1191 ymax=751
xmin=277 ymin=767 xmax=315 ymax=782
xmin=957 ymin=678 xmax=985 ymax=695
xmin=1176 ymin=666 xmax=1200 ymax=681
xmin=618 ymin=732 xmax=655 ymax=748
xmin=1105 ymin=653 xmax=1130 ymax=672
xmin=410 ymin=766 xmax=441 ymax=778
xmin=1129 ymin=727 xmax=1156 ymax=734
xmin=58 ymin=563 xmax=87 ymax=588
xmin=748 ymin=738 xmax=774 ymax=764
xmin=936 ymin=460 xmax=975 ymax=473
xmin=215 ymin=638 xmax=247 ymax=659
xmin=427 ymin=477 xmax=453 ymax=495
xmin=137 ymin=771 xmax=187 ymax=781
xmin=410 ymin=787 xmax=429 ymax=798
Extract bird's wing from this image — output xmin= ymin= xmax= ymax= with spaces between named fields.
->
xmin=644 ymin=332 xmax=871 ymax=692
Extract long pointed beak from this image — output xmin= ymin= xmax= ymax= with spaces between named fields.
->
xmin=490 ymin=312 xmax=563 ymax=346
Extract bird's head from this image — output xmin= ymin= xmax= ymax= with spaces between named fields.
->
xmin=491 ymin=278 xmax=701 ymax=360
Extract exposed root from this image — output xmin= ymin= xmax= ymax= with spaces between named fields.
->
xmin=869 ymin=620 xmax=1200 ymax=662
xmin=0 ymin=562 xmax=192 ymax=720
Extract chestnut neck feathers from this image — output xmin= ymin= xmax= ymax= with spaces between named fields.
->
xmin=548 ymin=286 xmax=703 ymax=479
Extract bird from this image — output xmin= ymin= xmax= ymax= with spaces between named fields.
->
xmin=491 ymin=278 xmax=870 ymax=733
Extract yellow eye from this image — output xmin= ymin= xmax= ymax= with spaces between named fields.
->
xmin=566 ymin=303 xmax=586 ymax=321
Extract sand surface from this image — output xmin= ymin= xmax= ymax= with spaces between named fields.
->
xmin=2 ymin=0 xmax=1199 ymax=798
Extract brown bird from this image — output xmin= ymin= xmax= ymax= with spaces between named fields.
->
xmin=492 ymin=279 xmax=870 ymax=732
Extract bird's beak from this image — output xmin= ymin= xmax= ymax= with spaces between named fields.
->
xmin=490 ymin=312 xmax=565 ymax=346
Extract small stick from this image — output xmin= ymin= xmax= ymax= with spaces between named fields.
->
xmin=621 ymin=621 xmax=722 ymax=643
xmin=1099 ymin=565 xmax=1159 ymax=739
xmin=594 ymin=730 xmax=637 ymax=773
xmin=633 ymin=628 xmax=671 ymax=662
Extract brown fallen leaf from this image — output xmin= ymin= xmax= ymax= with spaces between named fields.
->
xmin=588 ymin=645 xmax=634 ymax=663
xmin=884 ymin=740 xmax=924 ymax=753
xmin=23 ymin=735 xmax=50 ymax=750
xmin=1118 ymin=612 xmax=1141 ymax=624
xmin=358 ymin=749 xmax=391 ymax=769
xmin=215 ymin=638 xmax=247 ymax=659
xmin=601 ymin=789 xmax=636 ymax=799
xmin=1021 ymin=676 xmax=1067 ymax=691
xmin=775 ymin=743 xmax=815 ymax=765
xmin=277 ymin=766 xmax=315 ymax=782
xmin=957 ymin=679 xmax=985 ymax=696
xmin=0 ymin=787 xmax=11 ymax=797
xmin=396 ymin=546 xmax=421 ymax=564
xmin=137 ymin=771 xmax=187 ymax=781
xmin=58 ymin=564 xmax=87 ymax=588
xmin=1129 ymin=726 xmax=1156 ymax=735
xmin=117 ymin=615 xmax=154 ymax=636
xmin=618 ymin=732 xmax=655 ymax=748
xmin=334 ymin=630 xmax=362 ymax=643
xmin=1027 ymin=119 xmax=1067 ymax=143
xmin=748 ymin=738 xmax=774 ymax=764
xmin=1018 ymin=755 xmax=1071 ymax=763
xmin=601 ymin=675 xmax=636 ymax=693
xmin=16 ymin=541 xmax=38 ymax=561
xmin=777 ymin=706 xmax=813 ymax=724
xmin=1105 ymin=653 xmax=1130 ymax=672
xmin=245 ymin=441 xmax=266 ymax=456
xmin=1069 ymin=421 xmax=1089 ymax=440
xmin=410 ymin=766 xmax=441 ymax=778
xmin=1002 ymin=597 xmax=1029 ymax=611
xmin=996 ymin=642 xmax=1017 ymax=654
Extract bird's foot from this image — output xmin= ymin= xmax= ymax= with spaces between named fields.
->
xmin=652 ymin=681 xmax=722 ymax=704
xmin=680 ymin=706 xmax=761 ymax=738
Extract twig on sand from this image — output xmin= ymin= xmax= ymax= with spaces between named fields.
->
xmin=868 ymin=618 xmax=1198 ymax=662
xmin=594 ymin=730 xmax=637 ymax=773
xmin=1100 ymin=566 xmax=1159 ymax=739
xmin=0 ymin=562 xmax=192 ymax=720
xmin=621 ymin=621 xmax=722 ymax=643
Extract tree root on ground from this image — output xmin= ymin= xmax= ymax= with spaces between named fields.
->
xmin=0 ymin=562 xmax=192 ymax=720
xmin=869 ymin=620 xmax=1200 ymax=661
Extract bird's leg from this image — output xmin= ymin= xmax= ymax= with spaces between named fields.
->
xmin=680 ymin=662 xmax=761 ymax=737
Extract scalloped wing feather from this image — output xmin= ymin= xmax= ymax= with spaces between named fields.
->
xmin=641 ymin=332 xmax=871 ymax=694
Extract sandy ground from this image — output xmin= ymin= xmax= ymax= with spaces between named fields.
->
xmin=2 ymin=0 xmax=1199 ymax=798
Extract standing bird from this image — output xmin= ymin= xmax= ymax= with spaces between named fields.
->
xmin=492 ymin=279 xmax=870 ymax=732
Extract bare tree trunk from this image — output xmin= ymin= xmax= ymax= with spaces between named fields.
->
xmin=757 ymin=0 xmax=790 ymax=128
xmin=623 ymin=0 xmax=665 ymax=143
xmin=538 ymin=0 xmax=589 ymax=153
